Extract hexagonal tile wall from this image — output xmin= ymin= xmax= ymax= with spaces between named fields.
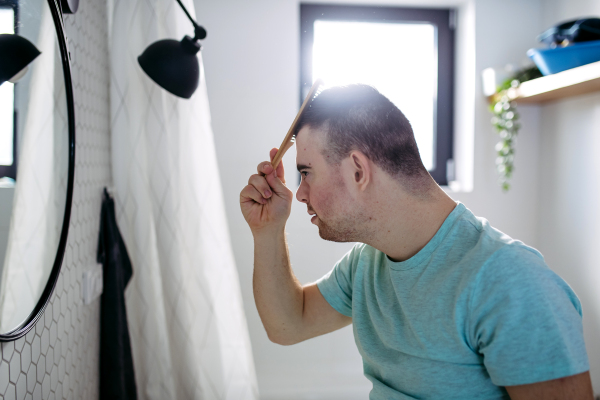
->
xmin=0 ymin=0 xmax=111 ymax=399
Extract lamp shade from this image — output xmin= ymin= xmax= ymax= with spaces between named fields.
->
xmin=61 ymin=0 xmax=80 ymax=14
xmin=138 ymin=35 xmax=200 ymax=99
xmin=0 ymin=34 xmax=41 ymax=85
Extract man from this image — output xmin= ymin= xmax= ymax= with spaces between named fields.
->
xmin=239 ymin=85 xmax=592 ymax=399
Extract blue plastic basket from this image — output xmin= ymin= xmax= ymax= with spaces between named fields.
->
xmin=527 ymin=39 xmax=600 ymax=75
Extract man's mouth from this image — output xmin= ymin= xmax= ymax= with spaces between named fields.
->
xmin=308 ymin=209 xmax=318 ymax=224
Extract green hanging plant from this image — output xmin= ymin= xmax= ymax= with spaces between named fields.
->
xmin=488 ymin=66 xmax=542 ymax=192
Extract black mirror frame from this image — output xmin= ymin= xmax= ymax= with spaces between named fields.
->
xmin=0 ymin=0 xmax=75 ymax=342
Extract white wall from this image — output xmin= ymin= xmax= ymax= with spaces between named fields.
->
xmin=451 ymin=0 xmax=543 ymax=250
xmin=537 ymin=0 xmax=600 ymax=391
xmin=196 ymin=0 xmax=600 ymax=398
xmin=199 ymin=2 xmax=366 ymax=397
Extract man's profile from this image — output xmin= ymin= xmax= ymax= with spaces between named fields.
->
xmin=239 ymin=84 xmax=592 ymax=399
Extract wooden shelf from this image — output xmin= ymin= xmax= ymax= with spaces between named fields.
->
xmin=488 ymin=60 xmax=600 ymax=104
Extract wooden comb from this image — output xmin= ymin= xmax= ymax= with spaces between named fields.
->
xmin=270 ymin=79 xmax=324 ymax=170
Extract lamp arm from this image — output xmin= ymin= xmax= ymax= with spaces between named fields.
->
xmin=175 ymin=0 xmax=207 ymax=40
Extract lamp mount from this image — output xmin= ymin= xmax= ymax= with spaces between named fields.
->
xmin=175 ymin=0 xmax=207 ymax=41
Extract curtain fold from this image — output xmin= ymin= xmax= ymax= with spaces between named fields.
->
xmin=109 ymin=0 xmax=258 ymax=399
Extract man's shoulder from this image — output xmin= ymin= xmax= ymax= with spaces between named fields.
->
xmin=467 ymin=238 xmax=579 ymax=315
xmin=453 ymin=206 xmax=545 ymax=269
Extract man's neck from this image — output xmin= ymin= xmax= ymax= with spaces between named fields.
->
xmin=360 ymin=179 xmax=457 ymax=262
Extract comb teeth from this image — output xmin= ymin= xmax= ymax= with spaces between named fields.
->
xmin=293 ymin=84 xmax=323 ymax=139
xmin=272 ymin=79 xmax=323 ymax=170
xmin=303 ymin=87 xmax=324 ymax=111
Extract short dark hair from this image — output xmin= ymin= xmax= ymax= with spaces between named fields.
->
xmin=296 ymin=84 xmax=428 ymax=180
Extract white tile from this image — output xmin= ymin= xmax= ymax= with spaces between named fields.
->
xmin=19 ymin=344 xmax=30 ymax=374
xmin=4 ymin=383 xmax=15 ymax=400
xmin=0 ymin=362 xmax=9 ymax=394
xmin=9 ymin=353 xmax=20 ymax=383
xmin=3 ymin=342 xmax=14 ymax=362
xmin=41 ymin=373 xmax=50 ymax=400
xmin=13 ymin=339 xmax=24 ymax=354
xmin=24 ymin=331 xmax=34 ymax=345
xmin=35 ymin=356 xmax=44 ymax=384
xmin=30 ymin=337 xmax=39 ymax=366
xmin=52 ymin=340 xmax=61 ymax=367
xmin=35 ymin=320 xmax=43 ymax=336
xmin=32 ymin=383 xmax=41 ymax=400
xmin=26 ymin=364 xmax=35 ymax=394
xmin=55 ymin=382 xmax=62 ymax=400
xmin=50 ymin=365 xmax=58 ymax=392
xmin=15 ymin=373 xmax=25 ymax=400
xmin=43 ymin=306 xmax=52 ymax=329
xmin=40 ymin=330 xmax=49 ymax=356
xmin=44 ymin=349 xmax=53 ymax=375
xmin=57 ymin=359 xmax=65 ymax=384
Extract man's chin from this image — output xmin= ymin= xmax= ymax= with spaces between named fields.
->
xmin=317 ymin=221 xmax=355 ymax=243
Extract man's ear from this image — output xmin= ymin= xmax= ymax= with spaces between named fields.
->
xmin=348 ymin=151 xmax=371 ymax=191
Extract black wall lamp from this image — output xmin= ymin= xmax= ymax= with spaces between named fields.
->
xmin=0 ymin=34 xmax=41 ymax=85
xmin=138 ymin=0 xmax=207 ymax=99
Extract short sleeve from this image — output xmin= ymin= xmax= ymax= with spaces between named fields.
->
xmin=315 ymin=244 xmax=362 ymax=318
xmin=469 ymin=245 xmax=589 ymax=386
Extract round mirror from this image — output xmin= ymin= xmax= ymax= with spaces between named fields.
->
xmin=0 ymin=0 xmax=75 ymax=340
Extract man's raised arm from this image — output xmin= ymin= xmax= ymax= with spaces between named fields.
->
xmin=240 ymin=148 xmax=351 ymax=345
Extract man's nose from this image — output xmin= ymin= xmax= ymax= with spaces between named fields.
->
xmin=296 ymin=181 xmax=308 ymax=203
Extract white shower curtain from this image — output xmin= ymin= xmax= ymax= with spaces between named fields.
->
xmin=109 ymin=0 xmax=258 ymax=398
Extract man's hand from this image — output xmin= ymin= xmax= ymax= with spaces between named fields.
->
xmin=240 ymin=148 xmax=293 ymax=235
xmin=505 ymin=371 xmax=594 ymax=400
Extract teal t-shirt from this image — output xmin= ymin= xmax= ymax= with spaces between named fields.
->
xmin=316 ymin=202 xmax=589 ymax=400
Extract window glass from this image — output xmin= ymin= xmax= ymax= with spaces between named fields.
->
xmin=313 ymin=20 xmax=437 ymax=170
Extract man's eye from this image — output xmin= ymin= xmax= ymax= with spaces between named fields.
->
xmin=301 ymin=171 xmax=309 ymax=177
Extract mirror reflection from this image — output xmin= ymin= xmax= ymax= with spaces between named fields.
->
xmin=0 ymin=0 xmax=68 ymax=334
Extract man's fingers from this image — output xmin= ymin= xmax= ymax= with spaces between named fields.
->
xmin=264 ymin=168 xmax=288 ymax=194
xmin=240 ymin=184 xmax=267 ymax=204
xmin=257 ymin=161 xmax=273 ymax=176
xmin=248 ymin=174 xmax=273 ymax=199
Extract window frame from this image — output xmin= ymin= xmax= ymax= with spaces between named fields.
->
xmin=0 ymin=0 xmax=19 ymax=180
xmin=300 ymin=3 xmax=455 ymax=185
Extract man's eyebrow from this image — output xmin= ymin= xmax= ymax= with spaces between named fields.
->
xmin=297 ymin=164 xmax=312 ymax=172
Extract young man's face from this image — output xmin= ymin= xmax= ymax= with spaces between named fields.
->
xmin=295 ymin=126 xmax=368 ymax=242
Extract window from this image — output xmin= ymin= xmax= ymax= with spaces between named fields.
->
xmin=300 ymin=4 xmax=455 ymax=185
xmin=0 ymin=0 xmax=17 ymax=180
